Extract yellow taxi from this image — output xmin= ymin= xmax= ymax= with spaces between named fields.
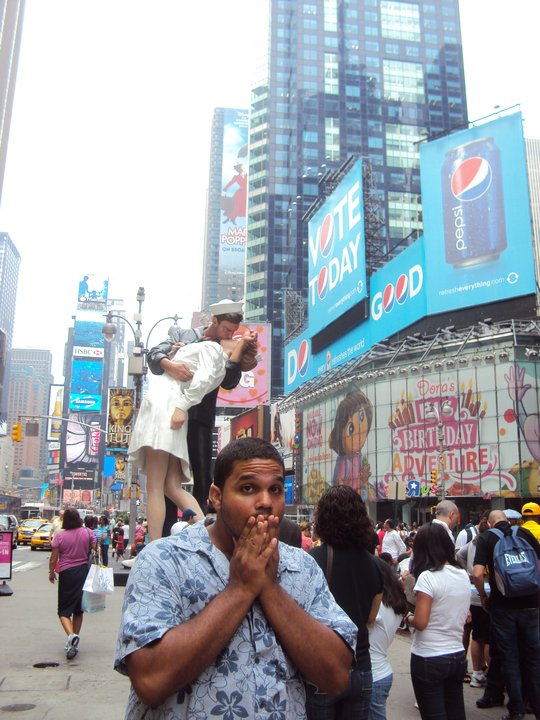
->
xmin=18 ymin=518 xmax=45 ymax=545
xmin=30 ymin=522 xmax=52 ymax=551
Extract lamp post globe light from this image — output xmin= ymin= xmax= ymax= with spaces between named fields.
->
xmin=425 ymin=400 xmax=453 ymax=500
xmin=102 ymin=287 xmax=180 ymax=543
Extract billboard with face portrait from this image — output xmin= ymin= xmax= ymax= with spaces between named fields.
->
xmin=106 ymin=388 xmax=134 ymax=452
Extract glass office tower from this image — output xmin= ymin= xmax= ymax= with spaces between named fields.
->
xmin=245 ymin=0 xmax=468 ymax=395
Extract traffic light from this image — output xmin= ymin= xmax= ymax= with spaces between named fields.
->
xmin=11 ymin=423 xmax=22 ymax=442
xmin=431 ymin=469 xmax=438 ymax=482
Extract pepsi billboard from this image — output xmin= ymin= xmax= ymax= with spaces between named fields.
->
xmin=285 ymin=241 xmax=428 ymax=393
xmin=421 ymin=112 xmax=535 ymax=315
xmin=308 ymin=158 xmax=367 ymax=334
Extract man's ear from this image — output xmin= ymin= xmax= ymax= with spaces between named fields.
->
xmin=209 ymin=483 xmax=222 ymax=511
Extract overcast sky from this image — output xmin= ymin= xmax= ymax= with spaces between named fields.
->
xmin=1 ymin=0 xmax=538 ymax=382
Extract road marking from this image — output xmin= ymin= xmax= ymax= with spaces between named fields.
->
xmin=12 ymin=561 xmax=41 ymax=573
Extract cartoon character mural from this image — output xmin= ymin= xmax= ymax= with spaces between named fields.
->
xmin=505 ymin=364 xmax=540 ymax=496
xmin=329 ymin=390 xmax=373 ymax=502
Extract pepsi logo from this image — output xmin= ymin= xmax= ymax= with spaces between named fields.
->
xmin=317 ymin=266 xmax=328 ymax=300
xmin=451 ymin=156 xmax=492 ymax=202
xmin=371 ymin=265 xmax=423 ymax=321
xmin=298 ymin=339 xmax=309 ymax=377
xmin=319 ymin=214 xmax=334 ymax=258
xmin=286 ymin=338 xmax=311 ymax=386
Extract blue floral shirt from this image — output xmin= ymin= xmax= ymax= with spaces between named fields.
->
xmin=115 ymin=523 xmax=357 ymax=719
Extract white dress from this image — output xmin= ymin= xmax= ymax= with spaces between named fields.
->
xmin=128 ymin=341 xmax=227 ymax=476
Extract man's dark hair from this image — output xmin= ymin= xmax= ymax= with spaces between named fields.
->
xmin=313 ymin=485 xmax=373 ymax=550
xmin=385 ymin=518 xmax=395 ymax=530
xmin=63 ymin=507 xmax=82 ymax=530
xmin=410 ymin=522 xmax=460 ymax=578
xmin=213 ymin=438 xmax=285 ymax=489
xmin=214 ymin=313 xmax=243 ymax=325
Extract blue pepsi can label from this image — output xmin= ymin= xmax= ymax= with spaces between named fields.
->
xmin=442 ymin=136 xmax=507 ymax=267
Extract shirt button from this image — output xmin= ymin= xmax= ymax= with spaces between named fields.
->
xmin=254 ymin=657 xmax=260 ymax=664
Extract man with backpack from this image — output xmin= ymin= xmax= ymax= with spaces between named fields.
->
xmin=472 ymin=509 xmax=540 ymax=720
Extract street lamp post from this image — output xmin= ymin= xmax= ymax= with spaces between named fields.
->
xmin=425 ymin=400 xmax=453 ymax=500
xmin=102 ymin=287 xmax=180 ymax=544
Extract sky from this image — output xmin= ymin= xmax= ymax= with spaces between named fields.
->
xmin=0 ymin=0 xmax=538 ymax=382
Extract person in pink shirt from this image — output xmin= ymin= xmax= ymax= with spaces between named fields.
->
xmin=49 ymin=508 xmax=97 ymax=660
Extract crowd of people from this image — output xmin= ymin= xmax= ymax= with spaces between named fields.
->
xmin=44 ymin=298 xmax=540 ymax=719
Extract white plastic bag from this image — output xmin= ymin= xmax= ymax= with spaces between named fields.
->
xmin=83 ymin=563 xmax=115 ymax=595
xmin=82 ymin=590 xmax=106 ymax=613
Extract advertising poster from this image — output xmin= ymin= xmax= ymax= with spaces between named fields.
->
xmin=0 ymin=531 xmax=13 ymax=580
xmin=217 ymin=323 xmax=271 ymax=408
xmin=106 ymin=388 xmax=134 ymax=452
xmin=230 ymin=407 xmax=263 ymax=440
xmin=420 ymin=112 xmax=535 ymax=315
xmin=64 ymin=412 xmax=101 ymax=467
xmin=76 ymin=273 xmax=109 ymax=307
xmin=270 ymin=405 xmax=295 ymax=470
xmin=307 ymin=158 xmax=366 ymax=335
xmin=47 ymin=384 xmax=64 ymax=441
xmin=218 ymin=108 xmax=248 ymax=298
xmin=299 ymin=361 xmax=540 ymax=507
xmin=69 ymin=359 xmax=103 ymax=412
xmin=73 ymin=310 xmax=106 ymax=358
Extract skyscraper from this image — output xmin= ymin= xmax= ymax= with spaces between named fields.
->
xmin=0 ymin=0 xmax=25 ymax=206
xmin=201 ymin=107 xmax=249 ymax=310
xmin=0 ymin=231 xmax=20 ymax=417
xmin=7 ymin=348 xmax=52 ymax=483
xmin=245 ymin=0 xmax=468 ymax=395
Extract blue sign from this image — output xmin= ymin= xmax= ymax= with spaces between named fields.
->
xmin=69 ymin=359 xmax=103 ymax=412
xmin=420 ymin=112 xmax=535 ymax=314
xmin=369 ymin=239 xmax=427 ymax=344
xmin=307 ymin=159 xmax=366 ymax=334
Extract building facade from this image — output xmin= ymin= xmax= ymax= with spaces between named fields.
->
xmin=7 ymin=348 xmax=52 ymax=483
xmin=0 ymin=232 xmax=20 ymax=418
xmin=201 ymin=107 xmax=249 ymax=310
xmin=0 ymin=0 xmax=25 ymax=206
xmin=245 ymin=0 xmax=468 ymax=395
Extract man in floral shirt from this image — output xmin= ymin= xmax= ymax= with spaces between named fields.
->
xmin=115 ymin=438 xmax=356 ymax=719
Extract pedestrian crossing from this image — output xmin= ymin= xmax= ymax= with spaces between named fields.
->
xmin=12 ymin=560 xmax=41 ymax=573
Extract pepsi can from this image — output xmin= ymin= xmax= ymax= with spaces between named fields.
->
xmin=442 ymin=136 xmax=507 ymax=267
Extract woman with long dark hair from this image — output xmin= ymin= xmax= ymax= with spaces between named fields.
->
xmin=307 ymin=486 xmax=383 ymax=719
xmin=49 ymin=507 xmax=97 ymax=659
xmin=405 ymin=522 xmax=470 ymax=719
xmin=368 ymin=558 xmax=408 ymax=720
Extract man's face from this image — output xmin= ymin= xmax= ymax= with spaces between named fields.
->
xmin=210 ymin=458 xmax=285 ymax=540
xmin=213 ymin=318 xmax=240 ymax=341
xmin=448 ymin=509 xmax=460 ymax=529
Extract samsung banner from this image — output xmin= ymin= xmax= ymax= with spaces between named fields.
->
xmin=308 ymin=158 xmax=366 ymax=335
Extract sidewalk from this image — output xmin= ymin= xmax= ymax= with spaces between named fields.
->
xmin=1 ymin=550 xmax=505 ymax=719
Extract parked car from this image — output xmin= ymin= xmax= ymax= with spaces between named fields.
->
xmin=30 ymin=522 xmax=52 ymax=551
xmin=17 ymin=518 xmax=45 ymax=545
xmin=0 ymin=514 xmax=18 ymax=549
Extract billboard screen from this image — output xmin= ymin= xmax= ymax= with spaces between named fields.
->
xmin=69 ymin=359 xmax=103 ymax=412
xmin=307 ymin=158 xmax=366 ymax=334
xmin=420 ymin=112 xmax=535 ymax=314
xmin=73 ymin=310 xmax=106 ymax=358
xmin=47 ymin=384 xmax=64 ymax=441
xmin=106 ymin=388 xmax=134 ymax=452
xmin=64 ymin=412 xmax=101 ymax=467
xmin=76 ymin=273 xmax=109 ymax=307
xmin=217 ymin=323 xmax=271 ymax=408
xmin=230 ymin=407 xmax=261 ymax=441
xmin=218 ymin=108 xmax=248 ymax=298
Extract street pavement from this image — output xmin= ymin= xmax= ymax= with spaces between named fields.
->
xmin=1 ymin=546 xmax=506 ymax=719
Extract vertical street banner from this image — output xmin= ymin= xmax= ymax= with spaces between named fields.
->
xmin=106 ymin=388 xmax=134 ymax=452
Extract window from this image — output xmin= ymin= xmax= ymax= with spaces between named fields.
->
xmin=388 ymin=191 xmax=423 ymax=239
xmin=325 ymin=117 xmax=340 ymax=161
xmin=381 ymin=1 xmax=420 ymax=42
xmin=383 ymin=59 xmax=425 ymax=103
xmin=324 ymin=0 xmax=337 ymax=32
xmin=324 ymin=53 xmax=339 ymax=94
xmin=385 ymin=123 xmax=425 ymax=169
